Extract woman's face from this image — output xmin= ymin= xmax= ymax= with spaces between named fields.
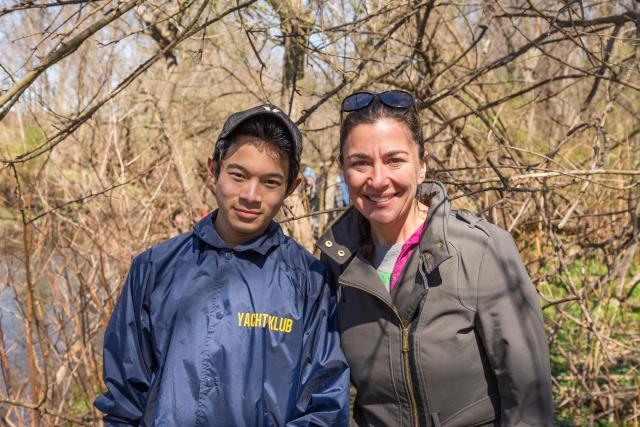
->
xmin=342 ymin=118 xmax=426 ymax=228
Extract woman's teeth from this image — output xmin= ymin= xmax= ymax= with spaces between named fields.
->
xmin=368 ymin=195 xmax=393 ymax=202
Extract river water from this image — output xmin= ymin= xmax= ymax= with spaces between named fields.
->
xmin=0 ymin=256 xmax=28 ymax=397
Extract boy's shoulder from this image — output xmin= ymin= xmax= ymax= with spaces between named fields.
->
xmin=133 ymin=230 xmax=196 ymax=268
xmin=277 ymin=232 xmax=326 ymax=274
xmin=275 ymin=232 xmax=328 ymax=294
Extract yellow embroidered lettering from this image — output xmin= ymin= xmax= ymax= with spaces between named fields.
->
xmin=237 ymin=312 xmax=292 ymax=333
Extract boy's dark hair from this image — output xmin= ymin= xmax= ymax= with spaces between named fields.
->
xmin=213 ymin=115 xmax=301 ymax=191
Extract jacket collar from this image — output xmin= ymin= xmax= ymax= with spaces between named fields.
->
xmin=317 ymin=180 xmax=452 ymax=274
xmin=194 ymin=210 xmax=283 ymax=255
xmin=417 ymin=180 xmax=452 ymax=273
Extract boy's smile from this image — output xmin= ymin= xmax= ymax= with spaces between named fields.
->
xmin=209 ymin=135 xmax=295 ymax=247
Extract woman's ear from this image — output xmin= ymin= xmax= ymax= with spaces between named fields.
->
xmin=418 ymin=151 xmax=428 ymax=182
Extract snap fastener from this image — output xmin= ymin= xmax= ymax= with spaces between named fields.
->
xmin=337 ymin=250 xmax=345 ymax=257
xmin=425 ymin=252 xmax=433 ymax=260
xmin=437 ymin=241 xmax=444 ymax=248
xmin=324 ymin=240 xmax=333 ymax=248
xmin=215 ymin=312 xmax=224 ymax=320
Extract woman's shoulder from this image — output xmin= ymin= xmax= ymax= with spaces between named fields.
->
xmin=446 ymin=208 xmax=516 ymax=251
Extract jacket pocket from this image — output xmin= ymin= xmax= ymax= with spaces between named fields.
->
xmin=441 ymin=396 xmax=496 ymax=427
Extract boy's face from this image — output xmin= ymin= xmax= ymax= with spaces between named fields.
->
xmin=208 ymin=135 xmax=299 ymax=247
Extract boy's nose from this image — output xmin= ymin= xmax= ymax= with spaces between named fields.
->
xmin=240 ymin=180 xmax=262 ymax=204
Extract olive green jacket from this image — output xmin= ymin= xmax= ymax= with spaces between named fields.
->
xmin=317 ymin=181 xmax=553 ymax=427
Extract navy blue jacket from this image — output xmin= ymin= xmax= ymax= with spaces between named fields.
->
xmin=95 ymin=211 xmax=350 ymax=426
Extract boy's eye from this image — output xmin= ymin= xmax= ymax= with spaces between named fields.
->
xmin=229 ymin=171 xmax=245 ymax=180
xmin=264 ymin=179 xmax=282 ymax=188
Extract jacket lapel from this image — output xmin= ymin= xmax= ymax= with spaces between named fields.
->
xmin=339 ymin=252 xmax=394 ymax=308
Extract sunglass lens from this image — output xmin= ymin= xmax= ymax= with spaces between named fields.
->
xmin=341 ymin=92 xmax=374 ymax=112
xmin=379 ymin=90 xmax=415 ymax=108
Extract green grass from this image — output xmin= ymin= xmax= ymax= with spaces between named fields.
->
xmin=542 ymin=255 xmax=639 ymax=424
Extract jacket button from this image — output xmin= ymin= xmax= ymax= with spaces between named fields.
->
xmin=324 ymin=241 xmax=333 ymax=248
xmin=215 ymin=312 xmax=223 ymax=320
xmin=425 ymin=252 xmax=433 ymax=260
xmin=205 ymin=377 xmax=213 ymax=387
xmin=437 ymin=241 xmax=444 ymax=248
xmin=337 ymin=250 xmax=345 ymax=257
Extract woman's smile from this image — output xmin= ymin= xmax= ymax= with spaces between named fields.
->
xmin=363 ymin=192 xmax=400 ymax=207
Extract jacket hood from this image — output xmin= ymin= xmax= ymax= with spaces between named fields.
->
xmin=317 ymin=180 xmax=452 ymax=274
xmin=194 ymin=210 xmax=283 ymax=255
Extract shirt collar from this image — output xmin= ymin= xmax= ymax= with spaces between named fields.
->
xmin=194 ymin=210 xmax=283 ymax=255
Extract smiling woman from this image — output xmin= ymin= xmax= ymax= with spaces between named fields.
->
xmin=317 ymin=91 xmax=554 ymax=427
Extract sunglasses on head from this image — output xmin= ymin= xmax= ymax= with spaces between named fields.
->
xmin=341 ymin=90 xmax=416 ymax=112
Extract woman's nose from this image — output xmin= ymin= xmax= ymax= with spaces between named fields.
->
xmin=368 ymin=162 xmax=389 ymax=189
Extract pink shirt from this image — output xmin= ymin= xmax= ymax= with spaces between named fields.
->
xmin=390 ymin=223 xmax=425 ymax=290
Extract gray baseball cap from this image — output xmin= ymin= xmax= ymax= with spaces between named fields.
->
xmin=216 ymin=104 xmax=303 ymax=160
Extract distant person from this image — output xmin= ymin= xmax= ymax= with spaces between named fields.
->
xmin=317 ymin=90 xmax=553 ymax=426
xmin=336 ymin=173 xmax=350 ymax=207
xmin=303 ymin=165 xmax=318 ymax=208
xmin=95 ymin=104 xmax=350 ymax=426
xmin=303 ymin=165 xmax=320 ymax=236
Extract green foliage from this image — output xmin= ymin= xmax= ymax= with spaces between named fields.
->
xmin=0 ymin=206 xmax=17 ymax=220
xmin=24 ymin=125 xmax=45 ymax=150
xmin=2 ymin=124 xmax=47 ymax=172
xmin=543 ymin=255 xmax=639 ymax=424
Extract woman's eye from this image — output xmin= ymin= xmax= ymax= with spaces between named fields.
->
xmin=388 ymin=157 xmax=405 ymax=165
xmin=351 ymin=160 xmax=369 ymax=168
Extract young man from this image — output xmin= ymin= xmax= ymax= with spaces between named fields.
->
xmin=95 ymin=105 xmax=350 ymax=426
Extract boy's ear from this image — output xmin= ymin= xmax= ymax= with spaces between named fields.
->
xmin=285 ymin=176 xmax=303 ymax=197
xmin=207 ymin=156 xmax=218 ymax=183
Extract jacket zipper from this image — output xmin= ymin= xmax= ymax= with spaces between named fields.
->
xmin=412 ymin=262 xmax=432 ymax=426
xmin=339 ymin=279 xmax=420 ymax=427
xmin=401 ymin=326 xmax=420 ymax=427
